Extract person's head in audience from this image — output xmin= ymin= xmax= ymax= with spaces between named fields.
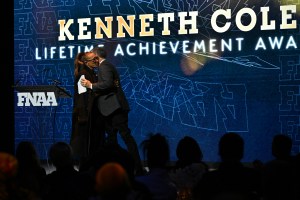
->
xmin=252 ymin=159 xmax=264 ymax=170
xmin=15 ymin=141 xmax=40 ymax=168
xmin=176 ymin=136 xmax=203 ymax=168
xmin=95 ymin=162 xmax=131 ymax=199
xmin=88 ymin=144 xmax=135 ymax=182
xmin=0 ymin=152 xmax=18 ymax=181
xmin=272 ymin=134 xmax=292 ymax=160
xmin=0 ymin=152 xmax=19 ymax=199
xmin=15 ymin=141 xmax=46 ymax=196
xmin=219 ymin=132 xmax=244 ymax=162
xmin=141 ymin=133 xmax=170 ymax=169
xmin=49 ymin=142 xmax=74 ymax=170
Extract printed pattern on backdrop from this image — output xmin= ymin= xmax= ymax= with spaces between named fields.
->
xmin=14 ymin=0 xmax=300 ymax=161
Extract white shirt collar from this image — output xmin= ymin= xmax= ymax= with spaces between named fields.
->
xmin=99 ymin=58 xmax=105 ymax=65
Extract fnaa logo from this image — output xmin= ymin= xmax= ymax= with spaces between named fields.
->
xmin=17 ymin=92 xmax=58 ymax=106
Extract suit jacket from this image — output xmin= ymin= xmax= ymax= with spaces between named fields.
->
xmin=92 ymin=60 xmax=130 ymax=116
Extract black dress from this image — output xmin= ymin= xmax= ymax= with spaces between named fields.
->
xmin=70 ymin=65 xmax=100 ymax=163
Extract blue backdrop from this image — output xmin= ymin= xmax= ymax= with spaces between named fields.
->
xmin=14 ymin=0 xmax=300 ymax=163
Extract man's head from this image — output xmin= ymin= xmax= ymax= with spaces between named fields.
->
xmin=95 ymin=162 xmax=131 ymax=198
xmin=218 ymin=132 xmax=244 ymax=162
xmin=49 ymin=142 xmax=74 ymax=169
xmin=91 ymin=47 xmax=107 ymax=60
xmin=272 ymin=134 xmax=292 ymax=159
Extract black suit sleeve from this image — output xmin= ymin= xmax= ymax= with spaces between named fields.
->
xmin=92 ymin=62 xmax=115 ymax=92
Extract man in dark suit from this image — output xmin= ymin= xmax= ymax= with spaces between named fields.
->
xmin=80 ymin=47 xmax=143 ymax=175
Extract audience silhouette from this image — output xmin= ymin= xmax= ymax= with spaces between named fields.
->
xmin=136 ymin=133 xmax=177 ymax=200
xmin=261 ymin=134 xmax=298 ymax=200
xmin=15 ymin=141 xmax=46 ymax=198
xmin=42 ymin=142 xmax=90 ymax=200
xmin=0 ymin=152 xmax=39 ymax=200
xmin=7 ymin=131 xmax=300 ymax=200
xmin=294 ymin=152 xmax=300 ymax=199
xmin=193 ymin=132 xmax=261 ymax=200
xmin=174 ymin=135 xmax=209 ymax=171
xmin=80 ymin=143 xmax=151 ymax=200
xmin=91 ymin=162 xmax=132 ymax=200
xmin=169 ymin=136 xmax=208 ymax=200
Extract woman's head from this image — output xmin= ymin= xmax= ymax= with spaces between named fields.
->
xmin=142 ymin=133 xmax=170 ymax=168
xmin=81 ymin=52 xmax=98 ymax=69
xmin=176 ymin=136 xmax=203 ymax=166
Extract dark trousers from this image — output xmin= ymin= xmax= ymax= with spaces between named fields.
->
xmin=88 ymin=105 xmax=105 ymax=157
xmin=105 ymin=109 xmax=143 ymax=172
